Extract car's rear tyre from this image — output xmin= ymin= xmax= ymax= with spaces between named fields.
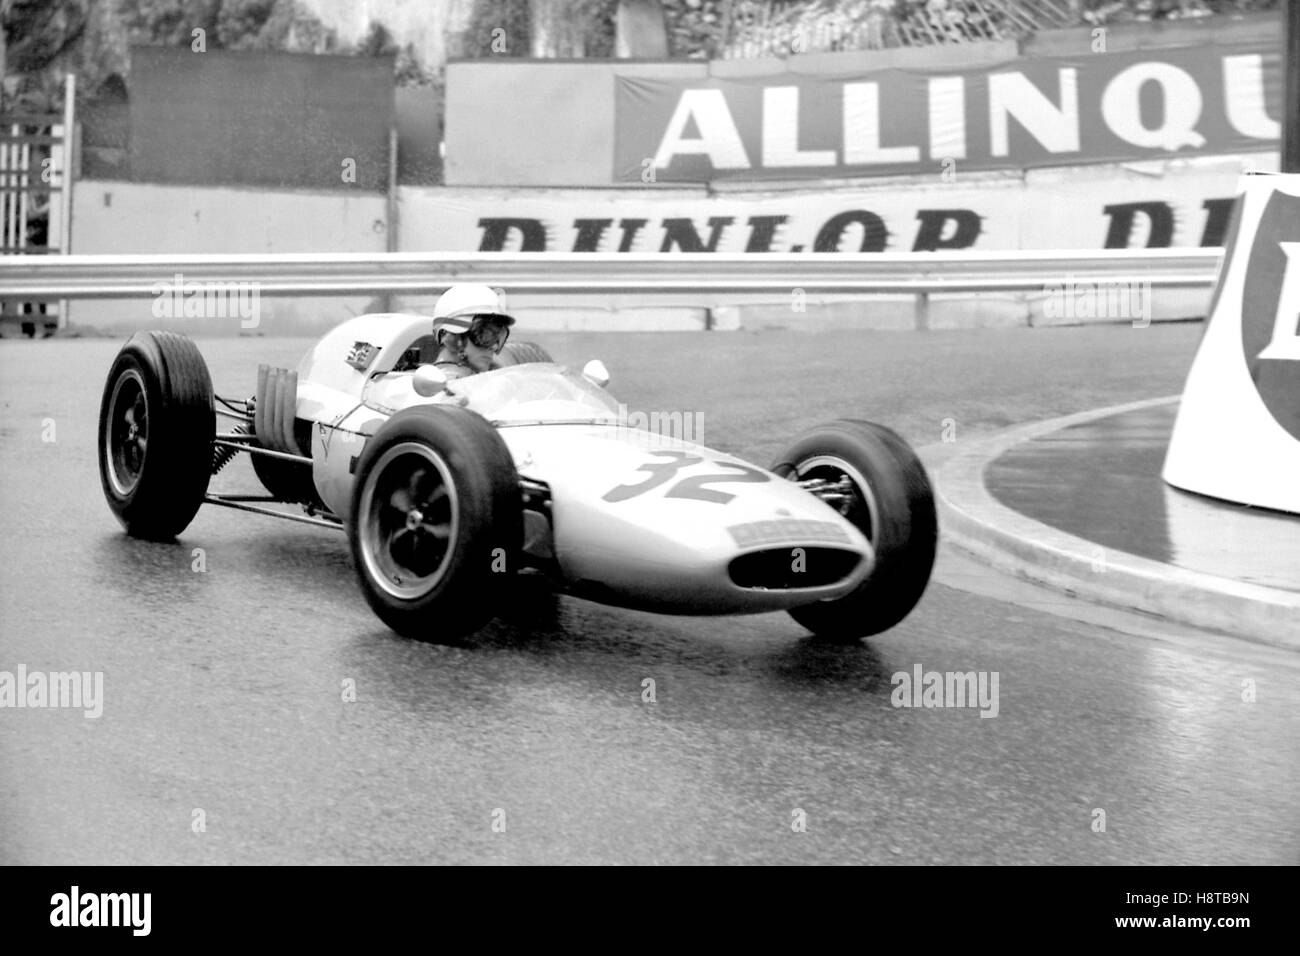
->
xmin=348 ymin=405 xmax=522 ymax=640
xmin=98 ymin=331 xmax=215 ymax=540
xmin=773 ymin=420 xmax=936 ymax=641
xmin=251 ymin=453 xmax=322 ymax=506
xmin=498 ymin=342 xmax=553 ymax=365
xmin=249 ymin=415 xmax=321 ymax=506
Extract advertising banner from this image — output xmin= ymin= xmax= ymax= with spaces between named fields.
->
xmin=614 ymin=41 xmax=1281 ymax=183
xmin=402 ymin=157 xmax=1265 ymax=254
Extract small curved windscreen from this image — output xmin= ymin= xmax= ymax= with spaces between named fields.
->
xmin=450 ymin=364 xmax=622 ymax=425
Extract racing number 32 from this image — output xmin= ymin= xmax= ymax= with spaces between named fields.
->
xmin=602 ymin=450 xmax=769 ymax=504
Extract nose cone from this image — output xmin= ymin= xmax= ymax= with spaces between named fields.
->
xmin=500 ymin=426 xmax=873 ymax=613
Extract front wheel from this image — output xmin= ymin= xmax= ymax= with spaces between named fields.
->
xmin=98 ymin=331 xmax=215 ymax=540
xmin=348 ymin=405 xmax=522 ymax=640
xmin=773 ymin=420 xmax=937 ymax=641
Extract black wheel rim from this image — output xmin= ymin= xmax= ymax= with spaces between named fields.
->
xmin=796 ymin=455 xmax=878 ymax=544
xmin=358 ymin=442 xmax=459 ymax=600
xmin=106 ymin=368 xmax=148 ymax=496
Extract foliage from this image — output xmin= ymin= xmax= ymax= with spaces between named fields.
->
xmin=3 ymin=0 xmax=1285 ymax=110
xmin=1079 ymin=0 xmax=1281 ymax=23
xmin=1 ymin=0 xmax=449 ymax=108
xmin=457 ymin=0 xmax=533 ymax=57
xmin=711 ymin=0 xmax=1284 ymax=57
xmin=661 ymin=0 xmax=726 ymax=58
xmin=354 ymin=20 xmax=437 ymax=87
xmin=456 ymin=0 xmax=618 ymax=58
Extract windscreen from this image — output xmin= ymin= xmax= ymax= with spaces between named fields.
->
xmin=448 ymin=364 xmax=622 ymax=425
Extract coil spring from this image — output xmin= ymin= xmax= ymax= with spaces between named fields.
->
xmin=212 ymin=422 xmax=251 ymax=475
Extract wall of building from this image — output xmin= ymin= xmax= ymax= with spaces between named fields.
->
xmin=69 ymin=181 xmax=387 ymax=333
xmin=444 ymin=60 xmax=709 ymax=187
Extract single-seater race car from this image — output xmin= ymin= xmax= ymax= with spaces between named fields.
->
xmin=98 ymin=313 xmax=937 ymax=641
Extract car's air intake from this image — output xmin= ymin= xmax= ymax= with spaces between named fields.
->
xmin=728 ymin=548 xmax=863 ymax=590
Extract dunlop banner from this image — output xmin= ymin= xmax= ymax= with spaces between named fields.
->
xmin=401 ymin=158 xmax=1263 ymax=253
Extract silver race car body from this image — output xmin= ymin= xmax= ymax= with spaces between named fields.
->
xmin=298 ymin=313 xmax=875 ymax=615
xmin=99 ymin=312 xmax=934 ymax=640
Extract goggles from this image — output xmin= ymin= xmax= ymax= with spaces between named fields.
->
xmin=465 ymin=315 xmax=511 ymax=352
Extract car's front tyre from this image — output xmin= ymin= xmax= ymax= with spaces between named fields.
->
xmin=348 ymin=405 xmax=522 ymax=640
xmin=773 ymin=420 xmax=937 ymax=641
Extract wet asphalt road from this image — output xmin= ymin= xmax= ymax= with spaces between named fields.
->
xmin=1 ymin=327 xmax=1297 ymax=865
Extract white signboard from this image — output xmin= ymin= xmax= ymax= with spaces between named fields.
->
xmin=401 ymin=154 xmax=1276 ymax=254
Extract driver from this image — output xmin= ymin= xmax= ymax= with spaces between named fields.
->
xmin=429 ymin=284 xmax=515 ymax=381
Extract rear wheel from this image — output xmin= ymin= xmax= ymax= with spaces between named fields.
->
xmin=773 ymin=420 xmax=936 ymax=640
xmin=250 ymin=417 xmax=322 ymax=506
xmin=98 ymin=331 xmax=215 ymax=540
xmin=251 ymin=453 xmax=322 ymax=506
xmin=348 ymin=405 xmax=522 ymax=640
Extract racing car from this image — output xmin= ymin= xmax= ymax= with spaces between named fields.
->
xmin=97 ymin=314 xmax=937 ymax=641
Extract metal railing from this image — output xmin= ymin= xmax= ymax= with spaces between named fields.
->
xmin=0 ymin=249 xmax=1222 ymax=299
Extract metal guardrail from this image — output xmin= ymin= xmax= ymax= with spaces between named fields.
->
xmin=0 ymin=250 xmax=1223 ymax=299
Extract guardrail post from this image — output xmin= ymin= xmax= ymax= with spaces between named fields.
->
xmin=381 ymin=124 xmax=398 ymax=314
xmin=59 ymin=73 xmax=76 ymax=332
xmin=914 ymin=292 xmax=930 ymax=331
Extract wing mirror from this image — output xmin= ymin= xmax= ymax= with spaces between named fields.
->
xmin=413 ymin=364 xmax=449 ymax=397
xmin=582 ymin=359 xmax=610 ymax=389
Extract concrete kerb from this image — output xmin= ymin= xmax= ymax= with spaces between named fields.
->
xmin=926 ymin=396 xmax=1300 ymax=650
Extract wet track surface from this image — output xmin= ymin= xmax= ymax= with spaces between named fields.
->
xmin=988 ymin=403 xmax=1300 ymax=592
xmin=2 ymin=327 xmax=1298 ymax=865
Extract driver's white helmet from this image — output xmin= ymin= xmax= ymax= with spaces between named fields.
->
xmin=432 ymin=283 xmax=515 ymax=337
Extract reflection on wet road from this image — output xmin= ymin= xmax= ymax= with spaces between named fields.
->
xmin=988 ymin=403 xmax=1300 ymax=592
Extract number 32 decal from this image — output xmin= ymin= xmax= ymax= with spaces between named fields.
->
xmin=603 ymin=450 xmax=770 ymax=504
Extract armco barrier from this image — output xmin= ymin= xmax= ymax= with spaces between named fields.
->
xmin=0 ymin=250 xmax=1223 ymax=331
xmin=0 ymin=250 xmax=1221 ymax=296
